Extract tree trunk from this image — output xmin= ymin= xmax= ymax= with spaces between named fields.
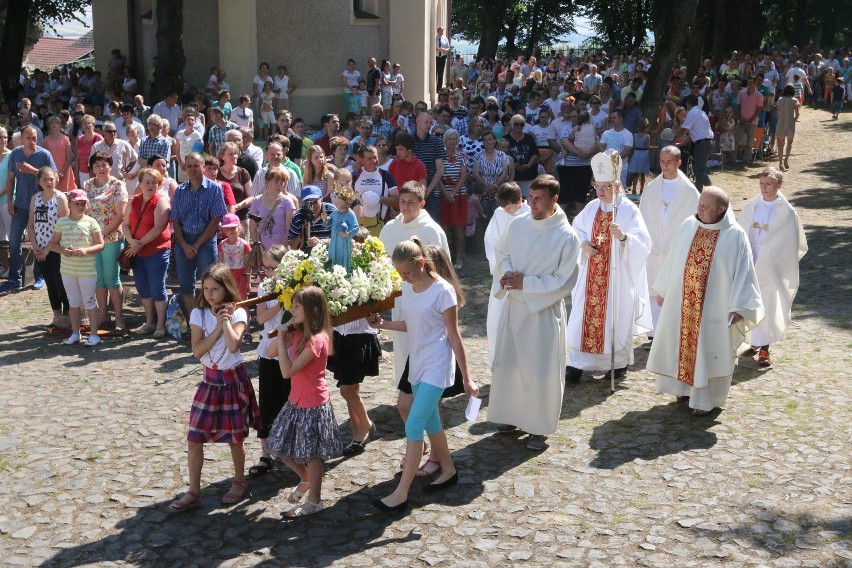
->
xmin=0 ymin=0 xmax=34 ymax=97
xmin=525 ymin=1 xmax=540 ymax=56
xmin=686 ymin=0 xmax=710 ymax=80
xmin=793 ymin=0 xmax=807 ymax=46
xmin=154 ymin=0 xmax=186 ymax=101
xmin=642 ymin=0 xmax=698 ymax=126
xmin=504 ymin=12 xmax=520 ymax=59
xmin=477 ymin=7 xmax=504 ymax=60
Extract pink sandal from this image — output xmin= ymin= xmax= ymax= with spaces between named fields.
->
xmin=170 ymin=490 xmax=201 ymax=511
xmin=416 ymin=459 xmax=442 ymax=477
xmin=222 ymin=480 xmax=247 ymax=504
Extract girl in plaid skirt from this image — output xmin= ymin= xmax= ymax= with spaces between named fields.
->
xmin=266 ymin=286 xmax=343 ymax=517
xmin=170 ymin=264 xmax=260 ymax=511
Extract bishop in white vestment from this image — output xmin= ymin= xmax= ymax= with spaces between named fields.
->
xmin=488 ymin=176 xmax=580 ymax=442
xmin=736 ymin=168 xmax=807 ymax=366
xmin=566 ymin=149 xmax=652 ymax=382
xmin=639 ymin=146 xmax=700 ymax=336
xmin=649 ymin=187 xmax=764 ymax=415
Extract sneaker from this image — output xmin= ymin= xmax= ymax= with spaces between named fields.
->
xmin=84 ymin=334 xmax=102 ymax=347
xmin=32 ymin=278 xmax=46 ymax=290
xmin=0 ymin=280 xmax=22 ymax=293
xmin=63 ymin=333 xmax=82 ymax=345
xmin=526 ymin=435 xmax=547 ymax=451
xmin=757 ymin=348 xmax=771 ymax=367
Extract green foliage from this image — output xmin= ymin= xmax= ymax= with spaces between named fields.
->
xmin=31 ymin=0 xmax=92 ymax=32
xmin=580 ymin=0 xmax=652 ymax=50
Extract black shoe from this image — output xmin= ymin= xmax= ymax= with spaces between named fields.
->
xmin=342 ymin=422 xmax=376 ymax=456
xmin=494 ymin=423 xmax=517 ymax=433
xmin=372 ymin=498 xmax=408 ymax=512
xmin=423 ymin=472 xmax=459 ymax=493
xmin=603 ymin=367 xmax=628 ymax=381
xmin=525 ymin=434 xmax=547 ymax=451
xmin=565 ymin=366 xmax=582 ymax=383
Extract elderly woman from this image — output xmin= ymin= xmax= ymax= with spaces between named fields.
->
xmin=439 ymin=129 xmax=469 ymax=269
xmin=84 ymin=151 xmax=129 ymax=331
xmin=122 ymin=167 xmax=171 ymax=337
xmin=249 ymin=166 xmax=295 ymax=251
xmin=459 ymin=116 xmax=484 ymax=162
xmin=472 ymin=129 xmax=509 ymax=214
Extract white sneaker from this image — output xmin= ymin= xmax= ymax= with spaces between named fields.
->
xmin=63 ymin=333 xmax=82 ymax=345
xmin=84 ymin=334 xmax=102 ymax=346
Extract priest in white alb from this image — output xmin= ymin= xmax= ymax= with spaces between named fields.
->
xmin=639 ymin=145 xmax=700 ymax=340
xmin=484 ymin=182 xmax=530 ymax=367
xmin=649 ymin=186 xmax=764 ymax=416
xmin=488 ymin=175 xmax=580 ymax=452
xmin=736 ymin=167 xmax=807 ymax=367
xmin=565 ymin=149 xmax=652 ymax=384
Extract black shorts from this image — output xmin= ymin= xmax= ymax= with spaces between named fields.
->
xmin=257 ymin=357 xmax=291 ymax=439
xmin=327 ymin=331 xmax=381 ymax=387
xmin=397 ymin=358 xmax=465 ymax=398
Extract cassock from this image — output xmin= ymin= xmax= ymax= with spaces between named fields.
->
xmin=484 ymin=202 xmax=531 ymax=367
xmin=639 ymin=169 xmax=700 ymax=335
xmin=649 ymin=210 xmax=764 ymax=411
xmin=488 ymin=207 xmax=580 ymax=436
xmin=379 ymin=210 xmax=450 ymax=382
xmin=566 ymin=198 xmax=652 ymax=370
xmin=737 ymin=193 xmax=807 ymax=346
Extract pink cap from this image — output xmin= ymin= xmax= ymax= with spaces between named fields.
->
xmin=221 ymin=213 xmax=240 ymax=228
xmin=67 ymin=189 xmax=89 ymax=202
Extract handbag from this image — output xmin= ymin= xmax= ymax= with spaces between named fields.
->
xmin=118 ymin=198 xmax=152 ymax=271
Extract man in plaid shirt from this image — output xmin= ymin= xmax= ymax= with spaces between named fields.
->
xmin=139 ymin=115 xmax=171 ymax=165
xmin=206 ymin=107 xmax=238 ymax=158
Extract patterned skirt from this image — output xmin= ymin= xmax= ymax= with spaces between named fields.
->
xmin=266 ymin=401 xmax=343 ymax=464
xmin=187 ymin=364 xmax=261 ymax=444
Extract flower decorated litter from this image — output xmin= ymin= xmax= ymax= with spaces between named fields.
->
xmin=260 ymin=236 xmax=402 ymax=322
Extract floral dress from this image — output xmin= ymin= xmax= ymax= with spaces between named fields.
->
xmin=85 ymin=177 xmax=129 ymax=244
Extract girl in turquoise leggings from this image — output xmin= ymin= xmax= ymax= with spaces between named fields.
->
xmin=367 ymin=237 xmax=478 ymax=512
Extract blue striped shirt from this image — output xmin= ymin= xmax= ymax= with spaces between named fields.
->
xmin=170 ymin=177 xmax=227 ymax=235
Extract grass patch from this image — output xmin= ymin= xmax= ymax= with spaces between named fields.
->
xmin=0 ymin=454 xmax=20 ymax=470
xmin=86 ymin=452 xmax=105 ymax=461
xmin=784 ymin=400 xmax=799 ymax=413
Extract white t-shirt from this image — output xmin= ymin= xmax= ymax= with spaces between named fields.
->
xmin=399 ymin=277 xmax=458 ymax=389
xmin=342 ymin=69 xmax=361 ymax=89
xmin=256 ymin=298 xmax=283 ymax=359
xmin=600 ymin=127 xmax=634 ymax=154
xmin=530 ymin=124 xmax=552 ymax=147
xmin=175 ymin=128 xmax=203 ymax=161
xmin=190 ymin=307 xmax=248 ymax=370
xmin=231 ymin=106 xmax=254 ymax=128
xmin=273 ymin=74 xmax=290 ymax=100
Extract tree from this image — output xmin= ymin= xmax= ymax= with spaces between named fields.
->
xmin=452 ymin=0 xmax=576 ymax=60
xmin=0 ymin=0 xmax=90 ymax=96
xmin=581 ymin=0 xmax=652 ymax=51
xmin=153 ymin=0 xmax=186 ymax=101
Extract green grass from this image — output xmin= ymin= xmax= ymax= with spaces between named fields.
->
xmin=86 ymin=452 xmax=105 ymax=461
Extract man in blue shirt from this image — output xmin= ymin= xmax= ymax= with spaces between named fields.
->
xmin=1 ymin=125 xmax=56 ymax=292
xmin=170 ymin=152 xmax=227 ymax=316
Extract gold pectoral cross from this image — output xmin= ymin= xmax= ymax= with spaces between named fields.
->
xmin=595 ymin=232 xmax=606 ymax=247
xmin=752 ymin=222 xmax=769 ymax=232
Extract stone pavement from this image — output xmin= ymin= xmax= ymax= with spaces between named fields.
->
xmin=0 ymin=106 xmax=850 ymax=567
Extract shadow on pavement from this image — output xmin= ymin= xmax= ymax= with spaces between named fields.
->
xmin=588 ymin=402 xmax=720 ymax=469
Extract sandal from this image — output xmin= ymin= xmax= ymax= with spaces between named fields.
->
xmin=691 ymin=408 xmax=711 ymax=417
xmin=287 ymin=481 xmax=310 ymax=504
xmin=416 ymin=458 xmax=442 ymax=477
xmin=221 ymin=480 xmax=247 ymax=504
xmin=170 ymin=490 xmax=201 ymax=511
xmin=134 ymin=323 xmax=156 ymax=335
xmin=153 ymin=327 xmax=166 ymax=338
xmin=284 ymin=499 xmax=323 ymax=518
xmin=248 ymin=456 xmax=273 ymax=477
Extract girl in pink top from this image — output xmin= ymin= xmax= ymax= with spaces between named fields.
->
xmin=266 ymin=286 xmax=342 ymax=517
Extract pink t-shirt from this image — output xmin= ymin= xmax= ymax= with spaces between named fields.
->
xmin=288 ymin=330 xmax=330 ymax=408
xmin=76 ymin=133 xmax=104 ymax=174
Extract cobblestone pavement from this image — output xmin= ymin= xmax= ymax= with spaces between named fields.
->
xmin=1 ymin=106 xmax=850 ymax=567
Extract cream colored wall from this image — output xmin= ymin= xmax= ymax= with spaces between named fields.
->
xmin=218 ymin=0 xmax=257 ymax=103
xmin=390 ymin=0 xmax=434 ymax=108
xmin=181 ymin=0 xmax=219 ymax=91
xmin=255 ymin=0 xmax=390 ymax=124
xmin=92 ymin=1 xmax=130 ymax=72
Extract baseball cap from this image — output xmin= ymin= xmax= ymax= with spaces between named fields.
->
xmin=221 ymin=213 xmax=240 ymax=228
xmin=300 ymin=185 xmax=323 ymax=201
xmin=360 ymin=191 xmax=381 ymax=217
xmin=67 ymin=189 xmax=89 ymax=202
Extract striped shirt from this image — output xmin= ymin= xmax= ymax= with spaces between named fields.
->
xmin=56 ymin=215 xmax=101 ymax=277
xmin=170 ymin=177 xmax=228 ymax=236
xmin=412 ymin=132 xmax=447 ymax=196
xmin=441 ymin=151 xmax=466 ymax=196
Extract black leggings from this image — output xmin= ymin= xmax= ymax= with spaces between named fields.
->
xmin=35 ymin=252 xmax=69 ymax=313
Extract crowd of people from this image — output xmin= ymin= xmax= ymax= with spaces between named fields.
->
xmin=0 ymin=36 xmax=825 ymax=517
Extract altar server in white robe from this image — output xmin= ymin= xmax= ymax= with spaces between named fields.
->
xmin=484 ymin=182 xmax=530 ymax=367
xmin=565 ymin=149 xmax=653 ymax=383
xmin=488 ymin=175 xmax=580 ymax=451
xmin=649 ymin=186 xmax=764 ymax=416
xmin=736 ymin=167 xmax=807 ymax=367
xmin=639 ymin=146 xmax=700 ymax=339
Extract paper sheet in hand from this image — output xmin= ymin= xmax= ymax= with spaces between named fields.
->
xmin=465 ymin=396 xmax=482 ymax=422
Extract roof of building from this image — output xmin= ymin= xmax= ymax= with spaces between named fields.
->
xmin=24 ymin=29 xmax=94 ymax=70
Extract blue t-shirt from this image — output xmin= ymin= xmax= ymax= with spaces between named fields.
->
xmin=8 ymin=146 xmax=57 ymax=210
